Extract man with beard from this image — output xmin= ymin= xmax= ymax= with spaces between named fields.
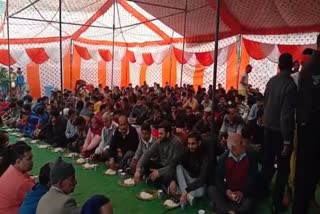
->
xmin=134 ymin=121 xmax=184 ymax=191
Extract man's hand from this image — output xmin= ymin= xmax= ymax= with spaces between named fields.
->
xmin=180 ymin=192 xmax=188 ymax=204
xmin=226 ymin=189 xmax=235 ymax=201
xmin=134 ymin=171 xmax=141 ymax=183
xmin=281 ymin=144 xmax=291 ymax=157
xmin=90 ymin=153 xmax=98 ymax=160
xmin=149 ymin=169 xmax=160 ymax=181
xmin=108 ymin=159 xmax=116 ymax=170
xmin=233 ymin=191 xmax=243 ymax=203
xmin=130 ymin=159 xmax=137 ymax=169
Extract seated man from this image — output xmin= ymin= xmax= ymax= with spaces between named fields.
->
xmin=67 ymin=116 xmax=87 ymax=153
xmin=65 ymin=109 xmax=78 ymax=143
xmin=19 ymin=163 xmax=51 ymax=214
xmin=0 ymin=142 xmax=35 ymax=213
xmin=91 ymin=112 xmax=118 ymax=161
xmin=107 ymin=115 xmax=139 ymax=170
xmin=129 ymin=97 xmax=147 ymax=125
xmin=134 ymin=121 xmax=184 ymax=190
xmin=80 ymin=102 xmax=94 ymax=122
xmin=2 ymin=101 xmax=19 ymax=127
xmin=0 ymin=132 xmax=10 ymax=176
xmin=130 ymin=123 xmax=156 ymax=173
xmin=16 ymin=104 xmax=39 ymax=137
xmin=37 ymin=157 xmax=79 ymax=214
xmin=36 ymin=110 xmax=68 ymax=147
xmin=193 ymin=107 xmax=212 ymax=139
xmin=171 ymin=132 xmax=208 ymax=206
xmin=208 ymin=133 xmax=258 ymax=214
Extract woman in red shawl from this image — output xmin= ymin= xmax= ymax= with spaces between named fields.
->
xmin=81 ymin=116 xmax=103 ymax=157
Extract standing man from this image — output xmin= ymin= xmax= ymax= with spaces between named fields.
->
xmin=293 ymin=34 xmax=320 ymax=214
xmin=261 ymin=53 xmax=297 ymax=213
xmin=239 ymin=65 xmax=252 ymax=97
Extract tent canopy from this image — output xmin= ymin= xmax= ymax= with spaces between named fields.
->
xmin=1 ymin=0 xmax=320 ymax=45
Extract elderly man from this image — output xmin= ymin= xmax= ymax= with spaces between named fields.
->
xmin=91 ymin=112 xmax=118 ymax=161
xmin=0 ymin=142 xmax=35 ymax=213
xmin=134 ymin=121 xmax=184 ymax=191
xmin=36 ymin=157 xmax=79 ymax=214
xmin=107 ymin=115 xmax=139 ymax=170
xmin=208 ymin=133 xmax=258 ymax=214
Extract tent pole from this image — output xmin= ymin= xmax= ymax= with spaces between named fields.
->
xmin=70 ymin=40 xmax=73 ymax=90
xmin=6 ymin=0 xmax=11 ymax=97
xmin=111 ymin=0 xmax=116 ymax=90
xmin=236 ymin=34 xmax=241 ymax=89
xmin=211 ymin=0 xmax=221 ymax=137
xmin=180 ymin=0 xmax=188 ymax=87
xmin=59 ymin=0 xmax=63 ymax=91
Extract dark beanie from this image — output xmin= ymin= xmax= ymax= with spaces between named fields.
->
xmin=81 ymin=195 xmax=110 ymax=214
xmin=50 ymin=156 xmax=75 ymax=185
xmin=278 ymin=53 xmax=293 ymax=71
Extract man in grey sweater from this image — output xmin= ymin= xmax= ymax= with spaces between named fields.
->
xmin=260 ymin=53 xmax=297 ymax=213
xmin=134 ymin=121 xmax=184 ymax=189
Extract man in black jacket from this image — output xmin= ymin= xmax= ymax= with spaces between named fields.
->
xmin=208 ymin=133 xmax=258 ymax=214
xmin=260 ymin=53 xmax=297 ymax=213
xmin=171 ymin=132 xmax=208 ymax=206
xmin=107 ymin=115 xmax=139 ymax=171
xmin=292 ymin=34 xmax=320 ymax=214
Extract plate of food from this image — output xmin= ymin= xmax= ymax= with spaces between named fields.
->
xmin=76 ymin=158 xmax=86 ymax=164
xmin=53 ymin=147 xmax=64 ymax=153
xmin=65 ymin=153 xmax=79 ymax=158
xmin=83 ymin=163 xmax=98 ymax=170
xmin=163 ymin=199 xmax=180 ymax=209
xmin=18 ymin=137 xmax=27 ymax=141
xmin=136 ymin=190 xmax=157 ymax=201
xmin=104 ymin=169 xmax=116 ymax=176
xmin=30 ymin=139 xmax=39 ymax=144
xmin=38 ymin=145 xmax=50 ymax=149
xmin=118 ymin=178 xmax=136 ymax=187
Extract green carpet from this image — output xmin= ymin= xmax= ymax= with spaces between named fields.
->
xmin=3 ymin=129 xmax=319 ymax=214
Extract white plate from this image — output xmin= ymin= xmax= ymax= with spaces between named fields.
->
xmin=38 ymin=145 xmax=50 ymax=149
xmin=30 ymin=140 xmax=39 ymax=144
xmin=104 ymin=169 xmax=116 ymax=175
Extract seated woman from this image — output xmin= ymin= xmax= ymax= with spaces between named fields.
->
xmin=81 ymin=116 xmax=103 ymax=157
xmin=67 ymin=116 xmax=87 ymax=153
xmin=81 ymin=195 xmax=113 ymax=214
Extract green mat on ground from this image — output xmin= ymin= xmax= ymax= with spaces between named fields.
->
xmin=3 ymin=128 xmax=319 ymax=214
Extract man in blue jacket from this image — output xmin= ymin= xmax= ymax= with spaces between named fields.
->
xmin=19 ymin=163 xmax=51 ymax=214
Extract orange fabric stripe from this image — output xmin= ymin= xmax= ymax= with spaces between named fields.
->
xmin=193 ymin=63 xmax=205 ymax=91
xmin=26 ymin=62 xmax=41 ymax=98
xmin=139 ymin=64 xmax=147 ymax=86
xmin=98 ymin=60 xmax=107 ymax=88
xmin=226 ymin=44 xmax=239 ymax=90
xmin=121 ymin=57 xmax=130 ymax=87
xmin=170 ymin=51 xmax=177 ymax=86
xmin=63 ymin=49 xmax=72 ymax=90
xmin=71 ymin=46 xmax=81 ymax=90
xmin=238 ymin=41 xmax=251 ymax=88
xmin=162 ymin=53 xmax=171 ymax=86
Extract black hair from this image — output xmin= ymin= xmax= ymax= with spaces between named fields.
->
xmin=16 ymin=100 xmax=24 ymax=107
xmin=9 ymin=141 xmax=32 ymax=164
xmin=317 ymin=34 xmax=320 ymax=49
xmin=50 ymin=109 xmax=60 ymax=118
xmin=241 ymin=125 xmax=251 ymax=140
xmin=23 ymin=104 xmax=32 ymax=112
xmin=158 ymin=121 xmax=172 ymax=133
xmin=73 ymin=116 xmax=86 ymax=126
xmin=187 ymin=131 xmax=202 ymax=142
xmin=302 ymin=48 xmax=313 ymax=56
xmin=36 ymin=106 xmax=45 ymax=116
xmin=0 ymin=132 xmax=9 ymax=149
xmin=39 ymin=163 xmax=51 ymax=186
xmin=86 ymin=102 xmax=94 ymax=108
xmin=68 ymin=109 xmax=76 ymax=117
xmin=141 ymin=123 xmax=151 ymax=133
xmin=9 ymin=102 xmax=17 ymax=108
xmin=257 ymin=109 xmax=264 ymax=118
xmin=278 ymin=53 xmax=293 ymax=71
xmin=100 ymin=104 xmax=107 ymax=111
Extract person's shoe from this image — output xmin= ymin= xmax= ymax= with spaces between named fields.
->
xmin=187 ymin=193 xmax=194 ymax=206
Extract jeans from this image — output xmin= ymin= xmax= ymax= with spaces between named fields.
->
xmin=176 ymin=164 xmax=205 ymax=198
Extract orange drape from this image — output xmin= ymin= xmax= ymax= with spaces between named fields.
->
xmin=139 ymin=64 xmax=147 ymax=86
xmin=63 ymin=49 xmax=72 ymax=90
xmin=25 ymin=48 xmax=49 ymax=64
xmin=193 ymin=63 xmax=205 ymax=90
xmin=71 ymin=46 xmax=81 ymax=90
xmin=26 ymin=62 xmax=41 ymax=98
xmin=98 ymin=60 xmax=106 ymax=88
xmin=121 ymin=57 xmax=130 ymax=87
xmin=0 ymin=49 xmax=16 ymax=66
xmin=226 ymin=44 xmax=239 ymax=90
xmin=162 ymin=51 xmax=177 ymax=86
xmin=74 ymin=45 xmax=91 ymax=60
xmin=238 ymin=41 xmax=251 ymax=88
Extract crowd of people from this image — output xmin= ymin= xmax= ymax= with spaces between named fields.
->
xmin=0 ymin=34 xmax=319 ymax=214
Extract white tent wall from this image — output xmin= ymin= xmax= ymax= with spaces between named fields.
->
xmin=129 ymin=62 xmax=141 ymax=87
xmin=39 ymin=60 xmax=62 ymax=95
xmin=80 ymin=58 xmax=99 ymax=87
xmin=145 ymin=62 xmax=162 ymax=86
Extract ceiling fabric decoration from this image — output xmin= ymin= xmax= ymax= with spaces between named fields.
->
xmin=10 ymin=49 xmax=31 ymax=66
xmin=0 ymin=49 xmax=16 ymax=66
xmin=98 ymin=49 xmax=112 ymax=62
xmin=25 ymin=48 xmax=50 ymax=64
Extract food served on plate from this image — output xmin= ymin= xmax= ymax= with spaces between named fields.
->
xmin=53 ymin=147 xmax=64 ymax=153
xmin=163 ymin=199 xmax=179 ymax=208
xmin=30 ymin=140 xmax=39 ymax=144
xmin=19 ymin=137 xmax=26 ymax=141
xmin=140 ymin=191 xmax=153 ymax=200
xmin=123 ymin=178 xmax=135 ymax=185
xmin=104 ymin=169 xmax=116 ymax=175
xmin=38 ymin=145 xmax=50 ymax=149
xmin=65 ymin=153 xmax=79 ymax=158
xmin=83 ymin=163 xmax=98 ymax=169
xmin=76 ymin=158 xmax=86 ymax=164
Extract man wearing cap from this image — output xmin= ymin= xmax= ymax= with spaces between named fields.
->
xmin=36 ymin=157 xmax=79 ymax=214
